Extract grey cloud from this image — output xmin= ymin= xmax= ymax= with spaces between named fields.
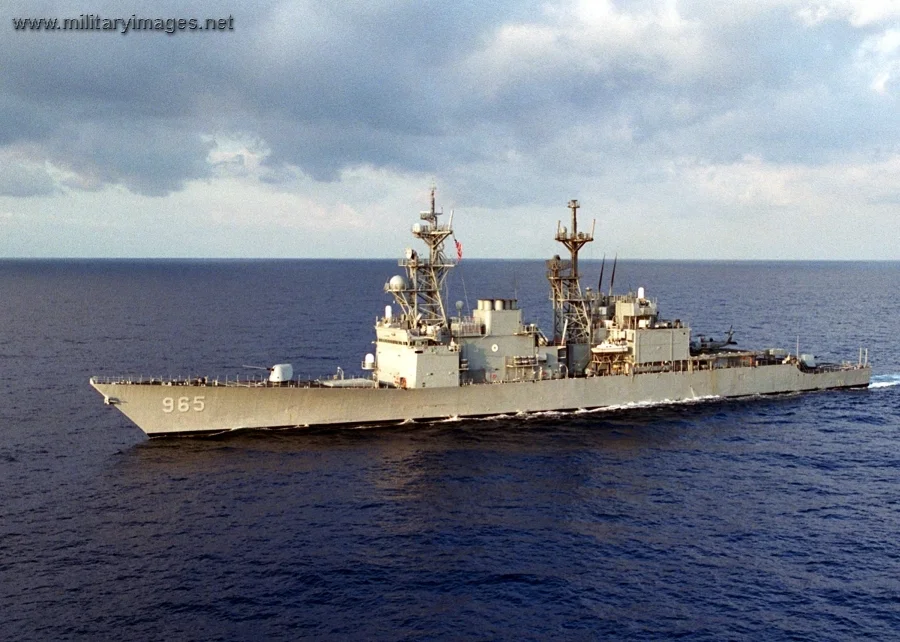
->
xmin=1 ymin=0 xmax=898 ymax=199
xmin=0 ymin=159 xmax=56 ymax=197
xmin=60 ymin=122 xmax=215 ymax=196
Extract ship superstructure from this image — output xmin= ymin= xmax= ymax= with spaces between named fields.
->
xmin=372 ymin=193 xmax=728 ymax=389
xmin=91 ymin=190 xmax=871 ymax=437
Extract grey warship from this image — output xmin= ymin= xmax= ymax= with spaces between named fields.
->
xmin=91 ymin=191 xmax=871 ymax=437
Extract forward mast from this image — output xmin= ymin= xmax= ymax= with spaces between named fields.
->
xmin=386 ymin=186 xmax=456 ymax=330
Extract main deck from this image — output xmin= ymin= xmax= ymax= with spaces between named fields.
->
xmin=91 ymin=359 xmax=871 ymax=437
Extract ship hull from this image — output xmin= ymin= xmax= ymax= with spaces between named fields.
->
xmin=91 ymin=364 xmax=871 ymax=437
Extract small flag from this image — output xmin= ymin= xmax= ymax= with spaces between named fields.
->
xmin=455 ymin=240 xmax=463 ymax=261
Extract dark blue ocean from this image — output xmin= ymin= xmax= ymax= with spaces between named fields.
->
xmin=1 ymin=259 xmax=898 ymax=640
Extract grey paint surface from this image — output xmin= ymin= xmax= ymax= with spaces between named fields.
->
xmin=92 ymin=363 xmax=871 ymax=436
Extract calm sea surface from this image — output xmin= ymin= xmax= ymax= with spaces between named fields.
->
xmin=1 ymin=259 xmax=898 ymax=640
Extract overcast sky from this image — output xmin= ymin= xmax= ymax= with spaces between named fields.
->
xmin=2 ymin=0 xmax=898 ymax=259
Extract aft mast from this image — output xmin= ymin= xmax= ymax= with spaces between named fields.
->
xmin=546 ymin=199 xmax=595 ymax=347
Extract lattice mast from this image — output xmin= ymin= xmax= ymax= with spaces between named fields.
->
xmin=546 ymin=199 xmax=595 ymax=345
xmin=391 ymin=187 xmax=456 ymax=327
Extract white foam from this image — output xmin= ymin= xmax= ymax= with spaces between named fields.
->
xmin=591 ymin=395 xmax=722 ymax=413
xmin=470 ymin=413 xmax=514 ymax=422
xmin=869 ymin=374 xmax=900 ymax=389
xmin=468 ymin=395 xmax=724 ymax=422
xmin=527 ymin=410 xmax=564 ymax=418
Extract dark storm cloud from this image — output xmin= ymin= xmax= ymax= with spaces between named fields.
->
xmin=1 ymin=0 xmax=548 ymax=192
xmin=2 ymin=0 xmax=242 ymax=193
xmin=1 ymin=0 xmax=898 ymax=198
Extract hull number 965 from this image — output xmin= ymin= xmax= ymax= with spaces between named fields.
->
xmin=163 ymin=396 xmax=205 ymax=413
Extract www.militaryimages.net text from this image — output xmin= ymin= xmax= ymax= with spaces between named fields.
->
xmin=12 ymin=14 xmax=234 ymax=34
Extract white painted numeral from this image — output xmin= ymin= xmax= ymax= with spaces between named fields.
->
xmin=162 ymin=396 xmax=206 ymax=413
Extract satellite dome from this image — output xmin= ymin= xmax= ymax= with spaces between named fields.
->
xmin=388 ymin=275 xmax=408 ymax=291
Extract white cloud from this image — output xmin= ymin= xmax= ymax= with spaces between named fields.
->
xmin=797 ymin=0 xmax=900 ymax=27
xmin=857 ymin=28 xmax=900 ymax=93
xmin=0 ymin=149 xmax=58 ymax=197
xmin=463 ymin=0 xmax=708 ymax=96
xmin=679 ymin=155 xmax=900 ymax=210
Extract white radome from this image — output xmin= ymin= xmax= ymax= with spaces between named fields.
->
xmin=388 ymin=275 xmax=407 ymax=291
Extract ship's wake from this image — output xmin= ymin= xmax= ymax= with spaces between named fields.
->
xmin=470 ymin=395 xmax=723 ymax=422
xmin=869 ymin=374 xmax=900 ymax=389
xmin=578 ymin=395 xmax=722 ymax=414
